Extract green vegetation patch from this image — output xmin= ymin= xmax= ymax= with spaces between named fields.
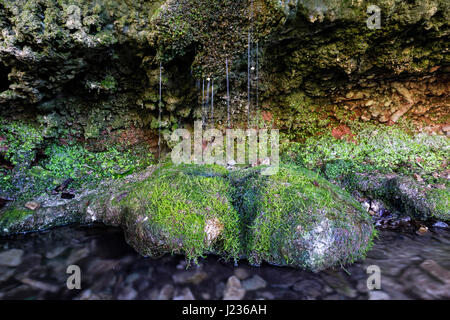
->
xmin=0 ymin=119 xmax=154 ymax=200
xmin=116 ymin=163 xmax=240 ymax=264
xmin=427 ymin=188 xmax=450 ymax=221
xmin=282 ymin=124 xmax=449 ymax=184
xmin=0 ymin=206 xmax=32 ymax=231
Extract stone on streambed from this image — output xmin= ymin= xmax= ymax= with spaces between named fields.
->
xmin=230 ymin=165 xmax=375 ymax=272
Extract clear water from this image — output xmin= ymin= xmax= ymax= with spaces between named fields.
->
xmin=0 ymin=225 xmax=449 ymax=300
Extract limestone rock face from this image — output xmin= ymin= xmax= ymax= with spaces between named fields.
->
xmin=1 ymin=0 xmax=448 ymax=145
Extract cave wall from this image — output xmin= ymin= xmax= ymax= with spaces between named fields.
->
xmin=0 ymin=0 xmax=448 ymax=151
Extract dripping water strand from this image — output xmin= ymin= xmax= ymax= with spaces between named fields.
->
xmin=202 ymin=78 xmax=205 ymax=129
xmin=206 ymin=78 xmax=210 ymax=127
xmin=256 ymin=41 xmax=259 ymax=129
xmin=247 ymin=0 xmax=254 ymax=128
xmin=226 ymin=58 xmax=231 ymax=128
xmin=247 ymin=32 xmax=251 ymax=129
xmin=210 ymin=79 xmax=214 ymax=124
xmin=158 ymin=62 xmax=162 ymax=161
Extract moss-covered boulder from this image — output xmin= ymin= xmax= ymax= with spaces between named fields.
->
xmin=99 ymin=164 xmax=241 ymax=264
xmin=230 ymin=165 xmax=375 ymax=272
xmin=351 ymin=173 xmax=450 ymax=221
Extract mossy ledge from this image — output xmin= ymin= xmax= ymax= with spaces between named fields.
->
xmin=0 ymin=163 xmax=375 ymax=271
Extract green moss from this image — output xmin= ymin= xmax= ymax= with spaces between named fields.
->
xmin=0 ymin=118 xmax=154 ymax=199
xmin=230 ymin=164 xmax=374 ymax=271
xmin=0 ymin=206 xmax=32 ymax=230
xmin=428 ymin=188 xmax=450 ymax=221
xmin=116 ymin=163 xmax=240 ymax=264
xmin=0 ymin=118 xmax=44 ymax=166
xmin=42 ymin=143 xmax=154 ymax=188
xmin=281 ymin=123 xmax=449 ymax=182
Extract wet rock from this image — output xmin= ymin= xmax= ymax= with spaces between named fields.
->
xmin=125 ymin=273 xmax=141 ymax=285
xmin=242 ymin=275 xmax=267 ymax=291
xmin=45 ymin=246 xmax=68 ymax=259
xmin=321 ymin=273 xmax=357 ymax=299
xmin=67 ymin=248 xmax=90 ymax=265
xmin=292 ymin=279 xmax=323 ymax=298
xmin=417 ymin=226 xmax=429 ymax=235
xmin=158 ymin=284 xmax=174 ymax=300
xmin=215 ymin=281 xmax=225 ymax=299
xmin=0 ymin=249 xmax=24 ymax=267
xmin=234 ymin=268 xmax=250 ymax=280
xmin=223 ymin=276 xmax=246 ymax=300
xmin=351 ymin=173 xmax=450 ymax=222
xmin=117 ymin=286 xmax=138 ymax=300
xmin=77 ymin=290 xmax=104 ymax=300
xmin=24 ymin=201 xmax=40 ymax=211
xmin=420 ymin=260 xmax=450 ymax=285
xmin=362 ymin=201 xmax=370 ymax=212
xmin=0 ymin=266 xmax=15 ymax=282
xmin=368 ymin=291 xmax=391 ymax=300
xmin=173 ymin=288 xmax=195 ymax=300
xmin=20 ymin=278 xmax=59 ymax=293
xmin=433 ymin=221 xmax=449 ymax=228
xmin=172 ymin=270 xmax=208 ymax=285
xmin=370 ymin=200 xmax=385 ymax=214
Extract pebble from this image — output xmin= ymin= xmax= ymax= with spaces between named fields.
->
xmin=0 ymin=249 xmax=24 ymax=267
xmin=158 ymin=284 xmax=174 ymax=300
xmin=117 ymin=286 xmax=138 ymax=300
xmin=201 ymin=292 xmax=211 ymax=299
xmin=420 ymin=260 xmax=450 ymax=285
xmin=20 ymin=278 xmax=59 ymax=293
xmin=368 ymin=290 xmax=391 ymax=300
xmin=172 ymin=270 xmax=208 ymax=285
xmin=433 ymin=221 xmax=448 ymax=229
xmin=417 ymin=226 xmax=428 ymax=235
xmin=292 ymin=279 xmax=323 ymax=298
xmin=0 ymin=267 xmax=15 ymax=282
xmin=173 ymin=288 xmax=195 ymax=300
xmin=234 ymin=268 xmax=250 ymax=280
xmin=370 ymin=200 xmax=385 ymax=213
xmin=45 ymin=246 xmax=68 ymax=259
xmin=24 ymin=201 xmax=40 ymax=211
xmin=242 ymin=275 xmax=267 ymax=291
xmin=223 ymin=276 xmax=246 ymax=300
xmin=66 ymin=247 xmax=90 ymax=265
